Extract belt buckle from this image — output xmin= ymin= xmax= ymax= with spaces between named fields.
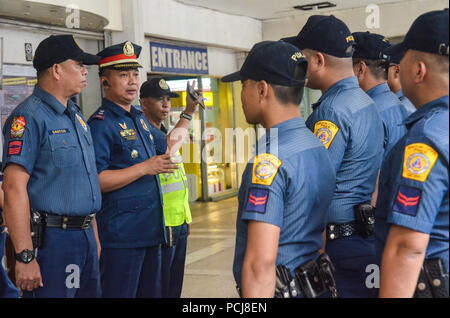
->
xmin=81 ymin=214 xmax=94 ymax=230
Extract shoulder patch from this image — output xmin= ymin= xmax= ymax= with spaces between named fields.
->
xmin=252 ymin=153 xmax=282 ymax=186
xmin=402 ymin=143 xmax=438 ymax=182
xmin=313 ymin=120 xmax=339 ymax=149
xmin=10 ymin=116 xmax=27 ymax=138
xmin=393 ymin=185 xmax=422 ymax=217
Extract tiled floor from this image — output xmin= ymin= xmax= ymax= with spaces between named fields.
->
xmin=181 ymin=197 xmax=240 ymax=298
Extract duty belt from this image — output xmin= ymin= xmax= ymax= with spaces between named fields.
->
xmin=326 ymin=222 xmax=359 ymax=241
xmin=45 ymin=213 xmax=95 ymax=230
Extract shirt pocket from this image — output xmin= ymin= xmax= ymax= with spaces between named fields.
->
xmin=120 ymin=138 xmax=147 ymax=163
xmin=48 ymin=133 xmax=81 ymax=168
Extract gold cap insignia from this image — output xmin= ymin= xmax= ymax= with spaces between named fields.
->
xmin=123 ymin=41 xmax=135 ymax=57
xmin=159 ymin=79 xmax=169 ymax=90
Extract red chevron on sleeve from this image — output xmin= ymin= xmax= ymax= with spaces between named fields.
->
xmin=397 ymin=191 xmax=420 ymax=206
xmin=248 ymin=194 xmax=268 ymax=206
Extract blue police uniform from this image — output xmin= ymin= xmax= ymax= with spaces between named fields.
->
xmin=1 ymin=86 xmax=102 ymax=298
xmin=395 ymin=89 xmax=417 ymax=114
xmin=375 ymin=95 xmax=449 ymax=271
xmin=367 ymin=83 xmax=409 ymax=160
xmin=233 ymin=117 xmax=336 ymax=291
xmin=305 ymin=76 xmax=385 ymax=298
xmin=0 ymin=172 xmax=20 ymax=298
xmin=88 ymin=98 xmax=166 ymax=298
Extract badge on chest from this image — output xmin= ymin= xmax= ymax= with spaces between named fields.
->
xmin=119 ymin=122 xmax=137 ymax=141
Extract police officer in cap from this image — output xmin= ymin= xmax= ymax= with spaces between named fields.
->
xmin=283 ymin=15 xmax=385 ymax=297
xmin=386 ymin=48 xmax=417 ymax=114
xmin=88 ymin=41 xmax=177 ymax=298
xmin=352 ymin=31 xmax=409 ymax=161
xmin=375 ymin=9 xmax=449 ymax=298
xmin=222 ymin=41 xmax=336 ymax=298
xmin=139 ymin=77 xmax=202 ymax=298
xmin=2 ymin=34 xmax=102 ymax=297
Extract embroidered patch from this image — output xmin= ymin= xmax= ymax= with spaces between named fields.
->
xmin=245 ymin=188 xmax=269 ymax=214
xmin=402 ymin=143 xmax=438 ymax=182
xmin=252 ymin=153 xmax=282 ymax=186
xmin=120 ymin=129 xmax=137 ymax=141
xmin=8 ymin=140 xmax=23 ymax=156
xmin=10 ymin=116 xmax=27 ymax=138
xmin=92 ymin=114 xmax=105 ymax=120
xmin=393 ymin=185 xmax=422 ymax=217
xmin=119 ymin=122 xmax=128 ymax=130
xmin=49 ymin=129 xmax=70 ymax=135
xmin=75 ymin=114 xmax=88 ymax=132
xmin=313 ymin=120 xmax=339 ymax=149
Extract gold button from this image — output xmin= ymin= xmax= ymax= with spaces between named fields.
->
xmin=433 ymin=279 xmax=441 ymax=287
xmin=62 ymin=224 xmax=67 ymax=230
xmin=330 ymin=234 xmax=335 ymax=240
xmin=63 ymin=217 xmax=68 ymax=222
xmin=418 ymin=282 xmax=426 ymax=291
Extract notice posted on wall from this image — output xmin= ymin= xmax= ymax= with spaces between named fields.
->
xmin=0 ymin=63 xmax=37 ymax=160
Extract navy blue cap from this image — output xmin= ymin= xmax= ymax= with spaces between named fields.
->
xmin=221 ymin=41 xmax=307 ymax=87
xmin=386 ymin=9 xmax=449 ymax=57
xmin=282 ymin=15 xmax=356 ymax=58
xmin=97 ymin=41 xmax=143 ymax=69
xmin=140 ymin=78 xmax=179 ymax=98
xmin=352 ymin=32 xmax=391 ymax=60
xmin=33 ymin=35 xmax=100 ymax=72
xmin=387 ymin=44 xmax=404 ymax=64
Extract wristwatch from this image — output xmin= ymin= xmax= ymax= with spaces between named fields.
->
xmin=15 ymin=249 xmax=36 ymax=264
xmin=180 ymin=111 xmax=192 ymax=121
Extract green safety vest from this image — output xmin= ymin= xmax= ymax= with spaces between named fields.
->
xmin=159 ymin=153 xmax=192 ymax=227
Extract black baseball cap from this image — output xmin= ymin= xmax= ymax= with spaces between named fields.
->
xmin=33 ymin=35 xmax=100 ymax=72
xmin=386 ymin=9 xmax=449 ymax=57
xmin=282 ymin=15 xmax=356 ymax=58
xmin=221 ymin=40 xmax=307 ymax=87
xmin=352 ymin=31 xmax=391 ymax=60
xmin=140 ymin=78 xmax=179 ymax=98
xmin=387 ymin=45 xmax=405 ymax=64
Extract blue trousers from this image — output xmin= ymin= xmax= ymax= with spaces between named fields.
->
xmin=100 ymin=245 xmax=162 ymax=298
xmin=22 ymin=226 xmax=101 ymax=298
xmin=161 ymin=223 xmax=188 ymax=298
xmin=325 ymin=235 xmax=378 ymax=298
xmin=0 ymin=230 xmax=19 ymax=298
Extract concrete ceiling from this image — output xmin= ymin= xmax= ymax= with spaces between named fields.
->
xmin=175 ymin=0 xmax=409 ymax=21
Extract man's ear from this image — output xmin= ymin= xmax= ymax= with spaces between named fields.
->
xmin=316 ymin=52 xmax=326 ymax=69
xmin=49 ymin=64 xmax=62 ymax=81
xmin=257 ymin=80 xmax=269 ymax=102
xmin=413 ymin=60 xmax=427 ymax=84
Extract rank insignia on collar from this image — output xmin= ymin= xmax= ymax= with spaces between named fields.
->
xmin=76 ymin=114 xmax=88 ymax=132
xmin=140 ymin=118 xmax=149 ymax=132
xmin=10 ymin=116 xmax=27 ymax=138
xmin=119 ymin=122 xmax=128 ymax=130
xmin=252 ymin=153 xmax=282 ymax=186
xmin=402 ymin=143 xmax=438 ymax=182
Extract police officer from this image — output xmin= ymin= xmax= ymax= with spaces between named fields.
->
xmin=386 ymin=49 xmax=417 ymax=114
xmin=283 ymin=15 xmax=385 ymax=297
xmin=1 ymin=35 xmax=102 ymax=297
xmin=352 ymin=32 xmax=409 ymax=160
xmin=0 ymin=169 xmax=20 ymax=298
xmin=222 ymin=41 xmax=336 ymax=298
xmin=375 ymin=9 xmax=449 ymax=298
xmin=139 ymin=77 xmax=201 ymax=298
xmin=88 ymin=42 xmax=177 ymax=298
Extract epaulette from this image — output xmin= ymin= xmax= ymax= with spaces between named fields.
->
xmin=92 ymin=108 xmax=106 ymax=120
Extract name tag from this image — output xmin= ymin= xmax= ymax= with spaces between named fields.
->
xmin=49 ymin=129 xmax=70 ymax=135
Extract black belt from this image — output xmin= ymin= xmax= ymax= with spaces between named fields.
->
xmin=326 ymin=221 xmax=359 ymax=241
xmin=45 ymin=213 xmax=95 ymax=230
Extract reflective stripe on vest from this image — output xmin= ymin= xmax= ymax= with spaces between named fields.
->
xmin=161 ymin=180 xmax=185 ymax=194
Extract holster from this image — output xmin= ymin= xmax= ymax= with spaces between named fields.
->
xmin=30 ymin=209 xmax=45 ymax=249
xmin=415 ymin=258 xmax=449 ymax=298
xmin=353 ymin=203 xmax=375 ymax=238
xmin=275 ymin=264 xmax=301 ymax=298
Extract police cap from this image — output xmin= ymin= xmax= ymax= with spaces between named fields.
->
xmin=140 ymin=78 xmax=179 ymax=98
xmin=33 ymin=35 xmax=100 ymax=73
xmin=97 ymin=41 xmax=143 ymax=70
xmin=352 ymin=32 xmax=391 ymax=60
xmin=282 ymin=15 xmax=356 ymax=58
xmin=221 ymin=40 xmax=307 ymax=87
xmin=386 ymin=9 xmax=449 ymax=57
